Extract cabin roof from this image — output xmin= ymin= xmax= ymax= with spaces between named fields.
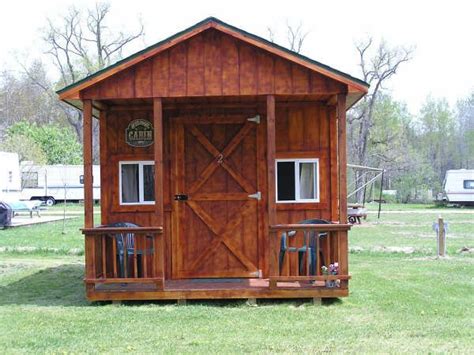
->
xmin=57 ymin=17 xmax=369 ymax=108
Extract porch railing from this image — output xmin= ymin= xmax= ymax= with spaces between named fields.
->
xmin=81 ymin=226 xmax=164 ymax=290
xmin=268 ymin=224 xmax=351 ymax=289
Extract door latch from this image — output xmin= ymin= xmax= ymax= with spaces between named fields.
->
xmin=174 ymin=194 xmax=188 ymax=201
xmin=248 ymin=191 xmax=261 ymax=200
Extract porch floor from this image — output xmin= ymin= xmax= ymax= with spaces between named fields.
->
xmin=89 ymin=278 xmax=348 ymax=301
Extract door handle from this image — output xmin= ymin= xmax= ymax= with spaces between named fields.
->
xmin=248 ymin=192 xmax=261 ymax=200
xmin=174 ymin=194 xmax=188 ymax=201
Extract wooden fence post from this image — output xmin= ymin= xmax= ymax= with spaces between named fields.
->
xmin=437 ymin=216 xmax=446 ymax=257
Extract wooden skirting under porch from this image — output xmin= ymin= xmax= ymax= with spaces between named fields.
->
xmin=86 ymin=278 xmax=349 ymax=301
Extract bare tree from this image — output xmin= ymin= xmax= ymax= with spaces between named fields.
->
xmin=44 ymin=2 xmax=144 ymax=87
xmin=267 ymin=21 xmax=309 ymax=54
xmin=40 ymin=2 xmax=144 ymax=146
xmin=0 ymin=63 xmax=64 ymax=136
xmin=348 ymin=38 xmax=413 ymax=201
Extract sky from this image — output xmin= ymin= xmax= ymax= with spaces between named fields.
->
xmin=0 ymin=0 xmax=473 ymax=114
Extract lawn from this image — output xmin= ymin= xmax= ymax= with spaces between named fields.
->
xmin=0 ymin=204 xmax=473 ymax=353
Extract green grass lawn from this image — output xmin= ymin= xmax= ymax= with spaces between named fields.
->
xmin=0 ymin=205 xmax=473 ymax=353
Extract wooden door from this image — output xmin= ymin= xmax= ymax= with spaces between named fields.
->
xmin=171 ymin=114 xmax=263 ymax=278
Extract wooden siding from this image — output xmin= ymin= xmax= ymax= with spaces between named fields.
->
xmin=82 ymin=29 xmax=346 ymax=100
xmin=100 ymin=102 xmax=337 ymax=279
xmin=275 ymin=103 xmax=334 ymax=223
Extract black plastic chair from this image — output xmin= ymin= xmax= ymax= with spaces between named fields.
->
xmin=279 ymin=219 xmax=331 ymax=275
xmin=105 ymin=222 xmax=153 ymax=278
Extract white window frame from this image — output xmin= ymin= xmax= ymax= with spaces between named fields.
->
xmin=119 ymin=161 xmax=155 ymax=205
xmin=275 ymin=158 xmax=320 ymax=203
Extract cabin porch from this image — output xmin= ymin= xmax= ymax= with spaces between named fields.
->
xmin=82 ymin=223 xmax=350 ymax=301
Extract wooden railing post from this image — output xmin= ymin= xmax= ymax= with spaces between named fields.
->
xmin=338 ymin=230 xmax=349 ymax=288
xmin=84 ymin=233 xmax=96 ymax=281
xmin=268 ymin=230 xmax=279 ymax=288
xmin=155 ymin=233 xmax=164 ymax=289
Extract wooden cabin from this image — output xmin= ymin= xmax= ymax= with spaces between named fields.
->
xmin=57 ymin=17 xmax=368 ymax=302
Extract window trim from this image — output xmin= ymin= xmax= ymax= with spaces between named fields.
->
xmin=22 ymin=171 xmax=39 ymax=188
xmin=119 ymin=161 xmax=155 ymax=205
xmin=275 ymin=158 xmax=320 ymax=203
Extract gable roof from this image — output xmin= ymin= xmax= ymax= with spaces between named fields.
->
xmin=57 ymin=17 xmax=369 ymax=105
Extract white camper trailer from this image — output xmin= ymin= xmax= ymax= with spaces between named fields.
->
xmin=442 ymin=169 xmax=474 ymax=205
xmin=20 ymin=164 xmax=101 ymax=206
xmin=0 ymin=152 xmax=22 ymax=202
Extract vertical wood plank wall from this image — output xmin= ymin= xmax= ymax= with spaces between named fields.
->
xmin=275 ymin=102 xmax=335 ymax=224
xmin=99 ymin=100 xmax=338 ymax=279
xmin=81 ymin=29 xmax=346 ymax=100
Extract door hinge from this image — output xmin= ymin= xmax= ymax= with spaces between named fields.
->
xmin=247 ymin=114 xmax=260 ymax=124
xmin=248 ymin=191 xmax=261 ymax=200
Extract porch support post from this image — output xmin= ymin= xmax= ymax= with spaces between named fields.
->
xmin=266 ymin=95 xmax=276 ymax=226
xmin=82 ymin=99 xmax=96 ymax=282
xmin=336 ymin=94 xmax=349 ymax=288
xmin=337 ymin=94 xmax=347 ymax=223
xmin=153 ymin=97 xmax=164 ymax=226
xmin=329 ymin=105 xmax=339 ymax=222
xmin=153 ymin=97 xmax=165 ymax=288
xmin=83 ymin=99 xmax=94 ymax=228
xmin=99 ymin=109 xmax=108 ymax=224
xmin=266 ymin=95 xmax=277 ymax=282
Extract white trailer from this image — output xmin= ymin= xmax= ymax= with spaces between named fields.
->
xmin=0 ymin=152 xmax=22 ymax=202
xmin=20 ymin=163 xmax=101 ymax=206
xmin=442 ymin=169 xmax=474 ymax=205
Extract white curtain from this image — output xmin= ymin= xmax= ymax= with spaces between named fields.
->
xmin=121 ymin=164 xmax=139 ymax=203
xmin=299 ymin=162 xmax=315 ymax=199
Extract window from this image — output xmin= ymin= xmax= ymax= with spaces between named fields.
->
xmin=119 ymin=161 xmax=155 ymax=204
xmin=464 ymin=180 xmax=474 ymax=189
xmin=276 ymin=159 xmax=319 ymax=203
xmin=22 ymin=172 xmax=38 ymax=188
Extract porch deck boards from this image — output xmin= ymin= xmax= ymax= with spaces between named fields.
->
xmin=89 ymin=278 xmax=348 ymax=301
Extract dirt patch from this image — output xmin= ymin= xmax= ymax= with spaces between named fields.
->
xmin=458 ymin=246 xmax=474 ymax=254
xmin=372 ymin=246 xmax=416 ymax=254
xmin=350 ymin=245 xmax=433 ymax=254
xmin=0 ymin=246 xmax=83 ymax=255
xmin=391 ymin=231 xmax=434 ymax=238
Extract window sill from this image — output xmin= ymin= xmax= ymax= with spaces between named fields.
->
xmin=276 ymin=202 xmax=328 ymax=211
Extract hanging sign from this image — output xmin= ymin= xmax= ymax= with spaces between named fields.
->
xmin=125 ymin=119 xmax=154 ymax=147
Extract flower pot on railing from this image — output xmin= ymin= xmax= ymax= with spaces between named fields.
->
xmin=322 ymin=262 xmax=339 ymax=288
